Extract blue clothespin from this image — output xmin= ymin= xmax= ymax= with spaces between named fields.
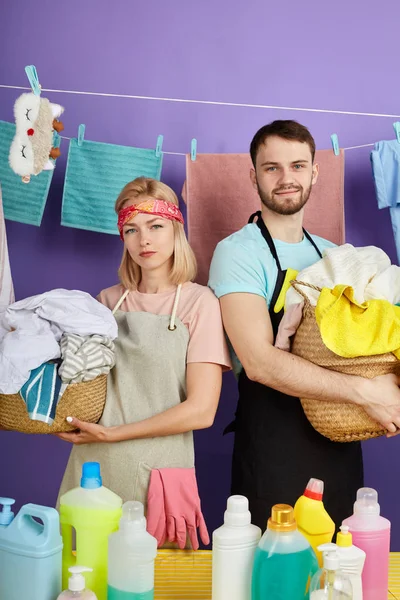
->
xmin=156 ymin=134 xmax=164 ymax=157
xmin=24 ymin=65 xmax=41 ymax=96
xmin=393 ymin=122 xmax=400 ymax=144
xmin=53 ymin=132 xmax=61 ymax=149
xmin=330 ymin=133 xmax=340 ymax=156
xmin=77 ymin=124 xmax=85 ymax=147
xmin=191 ymin=138 xmax=197 ymax=161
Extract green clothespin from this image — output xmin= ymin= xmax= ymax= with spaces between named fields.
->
xmin=156 ymin=135 xmax=164 ymax=157
xmin=78 ymin=124 xmax=86 ymax=147
xmin=24 ymin=65 xmax=41 ymax=96
xmin=330 ymin=134 xmax=340 ymax=156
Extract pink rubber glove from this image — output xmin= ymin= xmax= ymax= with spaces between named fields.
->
xmin=146 ymin=469 xmax=167 ymax=548
xmin=158 ymin=467 xmax=210 ymax=550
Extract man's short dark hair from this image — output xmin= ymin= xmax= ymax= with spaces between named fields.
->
xmin=250 ymin=120 xmax=316 ymax=167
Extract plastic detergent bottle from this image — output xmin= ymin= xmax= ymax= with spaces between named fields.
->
xmin=212 ymin=495 xmax=261 ymax=600
xmin=251 ymin=503 xmax=319 ymax=600
xmin=342 ymin=488 xmax=390 ymax=600
xmin=0 ymin=498 xmax=62 ymax=600
xmin=294 ymin=477 xmax=335 ymax=567
xmin=60 ymin=462 xmax=123 ymax=600
xmin=57 ymin=566 xmax=98 ymax=599
xmin=309 ymin=543 xmax=353 ymax=599
xmin=335 ymin=525 xmax=365 ymax=600
xmin=108 ymin=501 xmax=157 ymax=600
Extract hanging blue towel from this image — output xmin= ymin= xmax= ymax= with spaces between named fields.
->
xmin=0 ymin=120 xmax=59 ymax=226
xmin=371 ymin=140 xmax=400 ymax=264
xmin=19 ymin=362 xmax=64 ymax=424
xmin=61 ymin=138 xmax=163 ymax=234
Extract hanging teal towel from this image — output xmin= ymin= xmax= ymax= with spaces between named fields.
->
xmin=61 ymin=138 xmax=163 ymax=234
xmin=0 ymin=120 xmax=58 ymax=226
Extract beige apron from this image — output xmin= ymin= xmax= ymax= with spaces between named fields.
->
xmin=58 ymin=285 xmax=194 ymax=505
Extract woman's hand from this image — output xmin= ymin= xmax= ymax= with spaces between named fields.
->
xmin=54 ymin=417 xmax=110 ymax=445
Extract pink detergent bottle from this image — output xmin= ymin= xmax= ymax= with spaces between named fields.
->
xmin=342 ymin=487 xmax=390 ymax=600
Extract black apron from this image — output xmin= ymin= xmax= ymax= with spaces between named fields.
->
xmin=229 ymin=211 xmax=364 ymax=531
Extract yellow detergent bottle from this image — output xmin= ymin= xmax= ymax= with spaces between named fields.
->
xmin=59 ymin=462 xmax=122 ymax=600
xmin=294 ymin=478 xmax=335 ymax=567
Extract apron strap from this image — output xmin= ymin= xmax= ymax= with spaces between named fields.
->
xmin=112 ymin=289 xmax=130 ymax=314
xmin=249 ymin=211 xmax=282 ymax=270
xmin=249 ymin=210 xmax=323 ymax=264
xmin=168 ymin=284 xmax=182 ymax=331
xmin=112 ymin=284 xmax=182 ymax=329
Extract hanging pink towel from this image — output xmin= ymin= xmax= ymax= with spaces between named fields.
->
xmin=182 ymin=150 xmax=345 ymax=285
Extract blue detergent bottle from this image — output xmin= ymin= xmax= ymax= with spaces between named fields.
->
xmin=251 ymin=503 xmax=319 ymax=600
xmin=0 ymin=497 xmax=63 ymax=600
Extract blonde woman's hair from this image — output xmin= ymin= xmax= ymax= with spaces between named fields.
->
xmin=115 ymin=177 xmax=197 ymax=289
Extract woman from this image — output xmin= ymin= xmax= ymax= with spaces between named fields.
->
xmin=57 ymin=177 xmax=231 ymax=515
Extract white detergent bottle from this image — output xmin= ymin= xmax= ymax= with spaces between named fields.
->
xmin=212 ymin=495 xmax=261 ymax=600
xmin=310 ymin=544 xmax=353 ymax=600
xmin=336 ymin=526 xmax=365 ymax=600
xmin=57 ymin=566 xmax=98 ymax=599
xmin=108 ymin=501 xmax=157 ymax=600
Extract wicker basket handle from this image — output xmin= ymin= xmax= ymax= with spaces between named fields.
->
xmin=290 ymin=280 xmax=322 ymax=304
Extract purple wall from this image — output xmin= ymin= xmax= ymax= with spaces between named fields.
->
xmin=1 ymin=0 xmax=400 ymax=547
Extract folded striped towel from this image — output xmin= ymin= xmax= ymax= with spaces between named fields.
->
xmin=59 ymin=333 xmax=115 ymax=384
xmin=20 ymin=362 xmax=64 ymax=424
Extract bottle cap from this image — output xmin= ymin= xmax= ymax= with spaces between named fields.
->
xmin=303 ymin=478 xmax=324 ymax=501
xmin=318 ymin=543 xmax=340 ymax=570
xmin=336 ymin=525 xmax=352 ymax=547
xmin=0 ymin=498 xmax=15 ymax=526
xmin=268 ymin=504 xmax=296 ymax=532
xmin=354 ymin=487 xmax=380 ymax=516
xmin=68 ymin=566 xmax=92 ymax=592
xmin=120 ymin=501 xmax=146 ymax=531
xmin=224 ymin=495 xmax=251 ymax=526
xmin=81 ymin=462 xmax=102 ymax=489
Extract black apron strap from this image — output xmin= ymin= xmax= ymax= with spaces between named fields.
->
xmin=249 ymin=210 xmax=323 ymax=263
xmin=249 ymin=211 xmax=282 ymax=270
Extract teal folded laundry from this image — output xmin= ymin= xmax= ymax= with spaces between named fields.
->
xmin=61 ymin=137 xmax=163 ymax=234
xmin=0 ymin=120 xmax=59 ymax=226
xmin=20 ymin=362 xmax=64 ymax=424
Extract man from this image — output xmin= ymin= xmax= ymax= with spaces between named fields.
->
xmin=209 ymin=120 xmax=400 ymax=530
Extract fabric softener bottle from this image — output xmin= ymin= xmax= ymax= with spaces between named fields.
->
xmin=251 ymin=503 xmax=318 ymax=600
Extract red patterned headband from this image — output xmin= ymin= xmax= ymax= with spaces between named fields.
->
xmin=118 ymin=199 xmax=184 ymax=239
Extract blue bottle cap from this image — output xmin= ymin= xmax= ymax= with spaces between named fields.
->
xmin=80 ymin=462 xmax=102 ymax=489
xmin=0 ymin=497 xmax=15 ymax=525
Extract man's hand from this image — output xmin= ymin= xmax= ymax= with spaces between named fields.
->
xmin=354 ymin=374 xmax=400 ymax=436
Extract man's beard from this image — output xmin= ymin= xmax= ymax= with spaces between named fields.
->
xmin=257 ymin=180 xmax=312 ymax=216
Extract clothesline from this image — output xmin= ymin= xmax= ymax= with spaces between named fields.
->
xmin=2 ymin=83 xmax=400 ymax=120
xmin=59 ymin=135 xmax=374 ymax=155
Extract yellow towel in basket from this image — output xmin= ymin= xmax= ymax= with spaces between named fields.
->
xmin=315 ymin=284 xmax=400 ymax=359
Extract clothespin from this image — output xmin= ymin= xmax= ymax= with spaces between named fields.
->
xmin=393 ymin=122 xmax=400 ymax=144
xmin=53 ymin=132 xmax=61 ymax=149
xmin=330 ymin=133 xmax=340 ymax=156
xmin=77 ymin=124 xmax=85 ymax=147
xmin=24 ymin=65 xmax=41 ymax=96
xmin=191 ymin=138 xmax=197 ymax=161
xmin=156 ymin=134 xmax=164 ymax=157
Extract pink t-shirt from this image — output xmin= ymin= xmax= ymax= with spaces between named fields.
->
xmin=98 ymin=282 xmax=231 ymax=369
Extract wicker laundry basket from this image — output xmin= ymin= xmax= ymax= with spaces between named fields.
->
xmin=0 ymin=374 xmax=107 ymax=434
xmin=290 ymin=280 xmax=400 ymax=442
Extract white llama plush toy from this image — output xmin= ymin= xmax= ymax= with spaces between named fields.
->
xmin=9 ymin=92 xmax=65 ymax=183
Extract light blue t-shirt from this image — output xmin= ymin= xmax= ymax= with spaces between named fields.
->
xmin=208 ymin=222 xmax=336 ymax=375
